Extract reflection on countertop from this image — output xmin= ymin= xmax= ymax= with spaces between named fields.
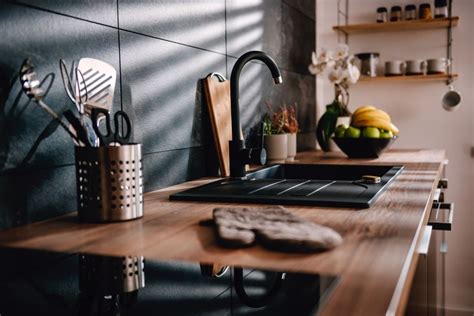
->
xmin=0 ymin=248 xmax=338 ymax=316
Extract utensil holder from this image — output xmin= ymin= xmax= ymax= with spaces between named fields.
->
xmin=75 ymin=144 xmax=143 ymax=222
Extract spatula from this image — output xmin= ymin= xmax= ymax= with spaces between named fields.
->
xmin=76 ymin=58 xmax=117 ymax=114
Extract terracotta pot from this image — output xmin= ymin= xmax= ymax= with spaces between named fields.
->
xmin=264 ymin=134 xmax=288 ymax=163
xmin=286 ymin=133 xmax=297 ymax=161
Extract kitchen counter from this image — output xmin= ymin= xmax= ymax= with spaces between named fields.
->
xmin=0 ymin=149 xmax=446 ymax=316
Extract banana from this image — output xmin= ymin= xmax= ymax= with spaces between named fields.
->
xmin=352 ymin=109 xmax=391 ymax=123
xmin=390 ymin=123 xmax=400 ymax=135
xmin=353 ymin=105 xmax=376 ymax=116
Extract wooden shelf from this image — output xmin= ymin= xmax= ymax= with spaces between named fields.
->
xmin=333 ymin=17 xmax=459 ymax=34
xmin=358 ymin=73 xmax=458 ymax=83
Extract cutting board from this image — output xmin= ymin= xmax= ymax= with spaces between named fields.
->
xmin=203 ymin=73 xmax=233 ymax=177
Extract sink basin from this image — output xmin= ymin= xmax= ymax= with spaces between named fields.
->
xmin=170 ymin=164 xmax=404 ymax=208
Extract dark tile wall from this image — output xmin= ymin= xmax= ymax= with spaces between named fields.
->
xmin=0 ymin=0 xmax=315 ymax=229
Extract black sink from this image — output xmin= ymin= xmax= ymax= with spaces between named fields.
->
xmin=170 ymin=164 xmax=404 ymax=208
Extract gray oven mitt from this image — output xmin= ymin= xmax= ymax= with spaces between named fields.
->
xmin=212 ymin=206 xmax=343 ymax=252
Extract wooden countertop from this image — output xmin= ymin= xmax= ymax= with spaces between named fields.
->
xmin=0 ymin=149 xmax=446 ymax=316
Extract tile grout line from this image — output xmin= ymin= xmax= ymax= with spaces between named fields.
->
xmin=116 ymin=0 xmax=123 ymax=113
xmin=10 ymin=1 xmax=228 ymax=58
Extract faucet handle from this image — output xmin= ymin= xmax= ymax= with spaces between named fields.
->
xmin=242 ymin=147 xmax=267 ymax=166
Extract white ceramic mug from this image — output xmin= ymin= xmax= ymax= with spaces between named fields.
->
xmin=385 ymin=60 xmax=406 ymax=76
xmin=442 ymin=85 xmax=461 ymax=111
xmin=406 ymin=59 xmax=427 ymax=75
xmin=427 ymin=58 xmax=451 ymax=74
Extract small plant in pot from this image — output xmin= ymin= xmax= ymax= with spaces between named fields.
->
xmin=262 ymin=103 xmax=299 ymax=163
xmin=281 ymin=103 xmax=299 ymax=161
xmin=262 ymin=109 xmax=287 ymax=164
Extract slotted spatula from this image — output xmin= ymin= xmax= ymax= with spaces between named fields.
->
xmin=76 ymin=58 xmax=117 ymax=114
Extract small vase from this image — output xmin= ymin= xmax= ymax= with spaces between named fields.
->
xmin=286 ymin=133 xmax=297 ymax=161
xmin=264 ymin=134 xmax=288 ymax=163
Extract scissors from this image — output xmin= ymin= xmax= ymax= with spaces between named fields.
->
xmin=91 ymin=108 xmax=132 ymax=146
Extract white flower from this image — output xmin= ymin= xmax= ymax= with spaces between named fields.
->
xmin=347 ymin=63 xmax=360 ymax=84
xmin=334 ymin=43 xmax=349 ymax=60
xmin=328 ymin=67 xmax=346 ymax=84
xmin=309 ymin=62 xmax=326 ymax=75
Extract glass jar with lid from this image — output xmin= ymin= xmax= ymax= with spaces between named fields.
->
xmin=419 ymin=3 xmax=432 ymax=19
xmin=434 ymin=0 xmax=448 ymax=18
xmin=376 ymin=7 xmax=388 ymax=23
xmin=405 ymin=5 xmax=417 ymax=20
xmin=390 ymin=6 xmax=402 ymax=22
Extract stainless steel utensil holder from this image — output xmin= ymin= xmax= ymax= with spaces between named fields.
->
xmin=75 ymin=144 xmax=143 ymax=222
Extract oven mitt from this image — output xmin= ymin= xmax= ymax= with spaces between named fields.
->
xmin=212 ymin=206 xmax=343 ymax=252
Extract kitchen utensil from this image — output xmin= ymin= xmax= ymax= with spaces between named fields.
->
xmin=63 ymin=110 xmax=91 ymax=146
xmin=376 ymin=7 xmax=388 ymax=23
xmin=19 ymin=58 xmax=82 ymax=145
xmin=202 ymin=73 xmax=233 ymax=177
xmin=355 ymin=53 xmax=379 ymax=77
xmin=60 ymin=59 xmax=99 ymax=147
xmin=385 ymin=60 xmax=406 ymax=76
xmin=91 ymin=108 xmax=131 ymax=146
xmin=332 ymin=136 xmax=398 ymax=158
xmin=76 ymin=58 xmax=117 ymax=114
xmin=427 ymin=58 xmax=451 ymax=74
xmin=406 ymin=59 xmax=427 ymax=75
xmin=442 ymin=85 xmax=461 ymax=111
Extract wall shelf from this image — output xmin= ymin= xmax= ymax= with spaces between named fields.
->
xmin=358 ymin=73 xmax=458 ymax=83
xmin=333 ymin=17 xmax=459 ymax=34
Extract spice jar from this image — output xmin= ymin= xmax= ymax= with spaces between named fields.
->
xmin=434 ymin=0 xmax=448 ymax=18
xmin=405 ymin=5 xmax=417 ymax=20
xmin=376 ymin=7 xmax=388 ymax=23
xmin=419 ymin=3 xmax=432 ymax=19
xmin=390 ymin=6 xmax=402 ymax=22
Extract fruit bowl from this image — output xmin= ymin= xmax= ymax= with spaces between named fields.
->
xmin=332 ymin=136 xmax=398 ymax=158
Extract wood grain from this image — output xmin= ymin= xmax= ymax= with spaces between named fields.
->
xmin=203 ymin=75 xmax=232 ymax=177
xmin=333 ymin=17 xmax=459 ymax=34
xmin=0 ymin=149 xmax=446 ymax=316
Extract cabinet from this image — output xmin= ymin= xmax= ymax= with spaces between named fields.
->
xmin=407 ymin=161 xmax=453 ymax=316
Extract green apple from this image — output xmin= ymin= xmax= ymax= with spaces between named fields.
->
xmin=362 ymin=127 xmax=380 ymax=138
xmin=344 ymin=126 xmax=361 ymax=138
xmin=335 ymin=124 xmax=349 ymax=138
xmin=379 ymin=129 xmax=394 ymax=139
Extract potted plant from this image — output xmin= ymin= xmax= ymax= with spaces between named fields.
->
xmin=262 ymin=105 xmax=288 ymax=164
xmin=308 ymin=44 xmax=360 ymax=151
xmin=281 ymin=103 xmax=299 ymax=161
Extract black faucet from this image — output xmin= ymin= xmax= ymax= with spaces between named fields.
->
xmin=229 ymin=51 xmax=283 ymax=178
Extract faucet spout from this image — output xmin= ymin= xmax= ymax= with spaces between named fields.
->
xmin=229 ymin=51 xmax=283 ymax=178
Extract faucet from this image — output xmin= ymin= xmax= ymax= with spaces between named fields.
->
xmin=229 ymin=51 xmax=283 ymax=178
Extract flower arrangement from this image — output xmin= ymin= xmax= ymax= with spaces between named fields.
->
xmin=309 ymin=44 xmax=360 ymax=152
xmin=262 ymin=103 xmax=299 ymax=135
xmin=309 ymin=43 xmax=360 ymax=87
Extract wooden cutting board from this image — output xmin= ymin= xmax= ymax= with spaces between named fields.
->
xmin=203 ymin=73 xmax=233 ymax=177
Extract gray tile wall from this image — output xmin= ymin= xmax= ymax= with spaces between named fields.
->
xmin=0 ymin=0 xmax=315 ymax=229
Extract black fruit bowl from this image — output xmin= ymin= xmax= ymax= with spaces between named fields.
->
xmin=332 ymin=136 xmax=398 ymax=158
